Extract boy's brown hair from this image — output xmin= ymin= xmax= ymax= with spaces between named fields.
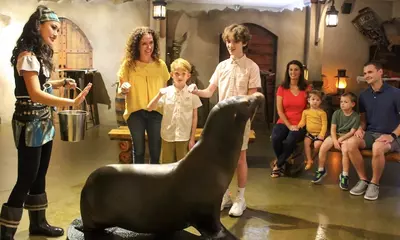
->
xmin=341 ymin=92 xmax=357 ymax=103
xmin=170 ymin=58 xmax=192 ymax=73
xmin=221 ymin=24 xmax=251 ymax=50
xmin=308 ymin=90 xmax=323 ymax=101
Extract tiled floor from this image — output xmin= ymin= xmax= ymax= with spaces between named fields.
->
xmin=1 ymin=121 xmax=400 ymax=240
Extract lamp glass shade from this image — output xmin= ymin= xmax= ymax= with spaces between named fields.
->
xmin=336 ymin=77 xmax=347 ymax=89
xmin=325 ymin=5 xmax=339 ymax=27
xmin=335 ymin=69 xmax=348 ymax=95
xmin=326 ymin=14 xmax=338 ymax=27
xmin=153 ymin=1 xmax=166 ymax=20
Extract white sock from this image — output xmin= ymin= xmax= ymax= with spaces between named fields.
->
xmin=342 ymin=171 xmax=348 ymax=176
xmin=237 ymin=188 xmax=245 ymax=199
xmin=318 ymin=167 xmax=324 ymax=172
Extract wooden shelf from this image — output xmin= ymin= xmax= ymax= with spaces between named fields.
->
xmin=108 ymin=126 xmax=256 ymax=142
xmin=356 ymin=76 xmax=400 ymax=83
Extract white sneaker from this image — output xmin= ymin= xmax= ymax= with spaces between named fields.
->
xmin=220 ymin=192 xmax=233 ymax=211
xmin=228 ymin=197 xmax=246 ymax=217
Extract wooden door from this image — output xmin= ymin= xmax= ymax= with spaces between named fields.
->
xmin=219 ymin=23 xmax=277 ymax=124
xmin=52 ymin=17 xmax=93 ymax=81
xmin=51 ymin=18 xmax=93 ymax=114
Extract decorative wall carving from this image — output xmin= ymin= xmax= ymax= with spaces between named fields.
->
xmin=352 ymin=7 xmax=389 ymax=48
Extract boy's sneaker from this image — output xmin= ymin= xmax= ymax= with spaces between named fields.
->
xmin=311 ymin=169 xmax=327 ymax=183
xmin=220 ymin=192 xmax=233 ymax=211
xmin=339 ymin=174 xmax=349 ymax=190
xmin=364 ymin=183 xmax=379 ymax=201
xmin=229 ymin=197 xmax=246 ymax=217
xmin=350 ymin=180 xmax=369 ymax=196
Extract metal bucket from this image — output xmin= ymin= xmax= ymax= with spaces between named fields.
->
xmin=58 ymin=87 xmax=88 ymax=142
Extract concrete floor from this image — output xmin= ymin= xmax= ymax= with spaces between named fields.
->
xmin=1 ymin=122 xmax=400 ymax=240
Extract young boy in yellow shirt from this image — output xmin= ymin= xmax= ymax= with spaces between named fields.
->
xmin=298 ymin=90 xmax=328 ymax=170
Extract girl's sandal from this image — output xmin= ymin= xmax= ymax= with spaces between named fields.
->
xmin=304 ymin=161 xmax=313 ymax=170
xmin=271 ymin=168 xmax=284 ymax=178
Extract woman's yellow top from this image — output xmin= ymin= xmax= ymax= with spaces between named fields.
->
xmin=118 ymin=59 xmax=170 ymax=120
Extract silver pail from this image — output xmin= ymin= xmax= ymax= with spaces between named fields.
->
xmin=57 ymin=86 xmax=88 ymax=142
xmin=58 ymin=110 xmax=88 ymax=142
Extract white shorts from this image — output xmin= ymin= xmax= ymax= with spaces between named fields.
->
xmin=241 ymin=120 xmax=251 ymax=151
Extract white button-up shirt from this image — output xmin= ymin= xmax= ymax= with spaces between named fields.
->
xmin=210 ymin=55 xmax=261 ymax=101
xmin=159 ymin=85 xmax=203 ymax=142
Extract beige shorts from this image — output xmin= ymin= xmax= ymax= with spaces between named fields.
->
xmin=241 ymin=120 xmax=251 ymax=151
xmin=160 ymin=139 xmax=189 ymax=164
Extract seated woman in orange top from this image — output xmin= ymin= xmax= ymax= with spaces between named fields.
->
xmin=271 ymin=60 xmax=310 ymax=178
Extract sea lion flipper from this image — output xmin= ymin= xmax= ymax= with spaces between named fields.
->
xmin=195 ymin=219 xmax=238 ymax=240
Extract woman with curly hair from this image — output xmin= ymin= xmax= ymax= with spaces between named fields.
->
xmin=270 ymin=60 xmax=310 ymax=178
xmin=0 ymin=5 xmax=92 ymax=239
xmin=118 ymin=27 xmax=170 ymax=164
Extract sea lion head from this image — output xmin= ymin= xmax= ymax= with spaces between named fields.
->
xmin=200 ymin=92 xmax=265 ymax=148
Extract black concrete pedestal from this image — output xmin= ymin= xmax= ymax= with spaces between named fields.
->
xmin=67 ymin=218 xmax=212 ymax=240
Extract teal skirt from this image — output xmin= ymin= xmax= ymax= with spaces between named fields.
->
xmin=12 ymin=118 xmax=55 ymax=148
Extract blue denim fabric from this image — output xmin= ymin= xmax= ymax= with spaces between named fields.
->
xmin=127 ymin=110 xmax=162 ymax=164
xmin=271 ymin=123 xmax=306 ymax=168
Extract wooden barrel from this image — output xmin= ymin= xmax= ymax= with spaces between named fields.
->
xmin=119 ymin=141 xmax=132 ymax=152
xmin=115 ymin=82 xmax=127 ymax=126
xmin=119 ymin=151 xmax=132 ymax=164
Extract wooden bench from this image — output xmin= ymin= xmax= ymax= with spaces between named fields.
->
xmin=108 ymin=126 xmax=256 ymax=163
xmin=328 ymin=148 xmax=400 ymax=162
xmin=270 ymin=144 xmax=400 ymax=175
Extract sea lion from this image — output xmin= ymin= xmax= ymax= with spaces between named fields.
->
xmin=79 ymin=92 xmax=264 ymax=239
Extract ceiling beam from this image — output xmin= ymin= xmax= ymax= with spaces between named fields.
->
xmin=112 ymin=0 xmax=134 ymax=3
xmin=37 ymin=0 xmax=62 ymax=2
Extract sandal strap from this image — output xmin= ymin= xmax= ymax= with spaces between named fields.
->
xmin=271 ymin=168 xmax=284 ymax=177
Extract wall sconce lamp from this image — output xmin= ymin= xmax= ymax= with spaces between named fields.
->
xmin=153 ymin=0 xmax=167 ymax=20
xmin=314 ymin=0 xmax=339 ymax=45
xmin=335 ymin=69 xmax=348 ymax=95
xmin=326 ymin=0 xmax=339 ymax=27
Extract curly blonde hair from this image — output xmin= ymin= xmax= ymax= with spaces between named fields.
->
xmin=121 ymin=27 xmax=160 ymax=71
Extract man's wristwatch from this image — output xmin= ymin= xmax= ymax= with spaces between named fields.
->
xmin=390 ymin=132 xmax=398 ymax=140
xmin=63 ymin=78 xmax=68 ymax=87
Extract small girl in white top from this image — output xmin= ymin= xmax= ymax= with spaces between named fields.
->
xmin=147 ymin=58 xmax=202 ymax=163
